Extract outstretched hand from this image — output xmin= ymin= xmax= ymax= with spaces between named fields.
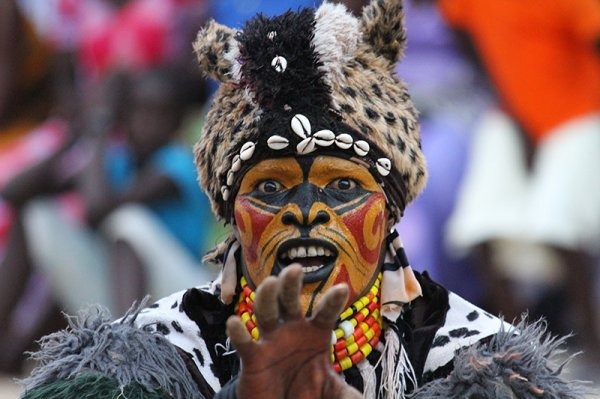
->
xmin=226 ymin=265 xmax=362 ymax=399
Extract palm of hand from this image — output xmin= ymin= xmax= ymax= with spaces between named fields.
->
xmin=226 ymin=265 xmax=362 ymax=399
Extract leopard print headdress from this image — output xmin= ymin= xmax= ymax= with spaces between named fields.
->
xmin=193 ymin=0 xmax=427 ymax=224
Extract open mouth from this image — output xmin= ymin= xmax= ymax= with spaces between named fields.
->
xmin=273 ymin=238 xmax=338 ymax=283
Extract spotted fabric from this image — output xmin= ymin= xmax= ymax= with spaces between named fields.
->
xmin=125 ymin=273 xmax=509 ymax=397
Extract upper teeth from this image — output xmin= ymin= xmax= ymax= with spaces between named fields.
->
xmin=281 ymin=246 xmax=332 ymax=260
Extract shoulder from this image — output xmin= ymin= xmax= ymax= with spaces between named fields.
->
xmin=20 ymin=281 xmax=234 ymax=399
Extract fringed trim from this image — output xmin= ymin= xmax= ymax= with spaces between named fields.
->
xmin=19 ymin=299 xmax=203 ymax=399
xmin=358 ymin=359 xmax=377 ymax=398
xmin=412 ymin=319 xmax=589 ymax=399
xmin=375 ymin=326 xmax=417 ymax=399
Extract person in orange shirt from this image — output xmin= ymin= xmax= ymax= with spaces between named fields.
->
xmin=440 ymin=0 xmax=600 ymax=361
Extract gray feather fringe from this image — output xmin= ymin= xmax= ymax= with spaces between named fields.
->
xmin=19 ymin=298 xmax=204 ymax=399
xmin=411 ymin=319 xmax=588 ymax=399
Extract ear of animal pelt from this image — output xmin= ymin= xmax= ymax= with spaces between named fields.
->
xmin=413 ymin=320 xmax=588 ymax=399
xmin=193 ymin=20 xmax=239 ymax=83
xmin=360 ymin=0 xmax=407 ymax=64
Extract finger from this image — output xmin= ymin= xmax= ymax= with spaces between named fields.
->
xmin=226 ymin=315 xmax=254 ymax=358
xmin=278 ymin=264 xmax=303 ymax=320
xmin=311 ymin=284 xmax=349 ymax=329
xmin=254 ymin=276 xmax=279 ymax=333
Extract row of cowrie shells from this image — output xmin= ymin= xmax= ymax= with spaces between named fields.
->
xmin=220 ymin=114 xmax=392 ymax=201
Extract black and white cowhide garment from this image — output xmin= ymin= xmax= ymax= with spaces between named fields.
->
xmin=126 ymin=272 xmax=512 ymax=398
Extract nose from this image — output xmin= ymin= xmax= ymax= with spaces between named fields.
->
xmin=282 ymin=209 xmax=330 ymax=226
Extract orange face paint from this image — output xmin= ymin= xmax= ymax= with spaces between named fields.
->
xmin=234 ymin=156 xmax=388 ymax=315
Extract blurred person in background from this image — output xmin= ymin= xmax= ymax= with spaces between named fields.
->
xmin=394 ymin=0 xmax=493 ymax=304
xmin=0 ymin=0 xmax=75 ymax=373
xmin=23 ymin=66 xmax=217 ymax=320
xmin=0 ymin=0 xmax=215 ymax=373
xmin=440 ymin=0 xmax=600 ymax=361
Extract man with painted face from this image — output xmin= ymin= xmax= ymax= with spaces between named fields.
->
xmin=20 ymin=1 xmax=584 ymax=399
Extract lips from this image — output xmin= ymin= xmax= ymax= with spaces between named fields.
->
xmin=273 ymin=238 xmax=338 ymax=283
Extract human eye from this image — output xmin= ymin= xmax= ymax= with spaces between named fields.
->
xmin=256 ymin=180 xmax=284 ymax=193
xmin=326 ymin=178 xmax=358 ymax=190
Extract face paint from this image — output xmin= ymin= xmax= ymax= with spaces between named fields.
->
xmin=234 ymin=156 xmax=388 ymax=315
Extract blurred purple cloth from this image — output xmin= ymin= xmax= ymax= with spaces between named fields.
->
xmin=395 ymin=0 xmax=490 ymax=302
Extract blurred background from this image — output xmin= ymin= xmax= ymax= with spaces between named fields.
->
xmin=1 ymin=0 xmax=598 ymax=395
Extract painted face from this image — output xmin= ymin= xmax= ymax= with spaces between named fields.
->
xmin=234 ymin=155 xmax=388 ymax=315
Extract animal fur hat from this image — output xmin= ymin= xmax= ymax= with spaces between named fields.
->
xmin=193 ymin=0 xmax=427 ymax=224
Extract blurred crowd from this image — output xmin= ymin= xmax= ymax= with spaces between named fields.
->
xmin=1 ymin=0 xmax=599 ymax=380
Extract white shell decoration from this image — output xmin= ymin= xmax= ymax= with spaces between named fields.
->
xmin=291 ymin=114 xmax=311 ymax=139
xmin=271 ymin=55 xmax=287 ymax=73
xmin=267 ymin=31 xmax=277 ymax=40
xmin=226 ymin=170 xmax=235 ymax=186
xmin=353 ymin=140 xmax=370 ymax=157
xmin=313 ymin=129 xmax=335 ymax=146
xmin=239 ymin=141 xmax=256 ymax=161
xmin=221 ymin=185 xmax=230 ymax=201
xmin=335 ymin=133 xmax=353 ymax=149
xmin=267 ymin=135 xmax=289 ymax=150
xmin=231 ymin=155 xmax=242 ymax=172
xmin=376 ymin=158 xmax=392 ymax=176
xmin=297 ymin=137 xmax=316 ymax=154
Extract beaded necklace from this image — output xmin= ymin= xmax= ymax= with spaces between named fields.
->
xmin=235 ymin=273 xmax=383 ymax=373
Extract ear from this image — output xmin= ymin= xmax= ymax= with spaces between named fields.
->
xmin=360 ymin=0 xmax=407 ymax=64
xmin=193 ymin=20 xmax=240 ymax=83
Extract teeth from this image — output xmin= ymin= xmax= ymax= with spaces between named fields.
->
xmin=281 ymin=246 xmax=334 ymax=261
xmin=303 ymin=264 xmax=324 ymax=273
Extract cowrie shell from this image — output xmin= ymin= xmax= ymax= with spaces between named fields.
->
xmin=226 ymin=170 xmax=235 ymax=186
xmin=239 ymin=141 xmax=255 ymax=161
xmin=221 ymin=185 xmax=230 ymax=201
xmin=297 ymin=137 xmax=316 ymax=154
xmin=335 ymin=133 xmax=353 ymax=149
xmin=291 ymin=114 xmax=311 ymax=139
xmin=313 ymin=130 xmax=335 ymax=146
xmin=353 ymin=140 xmax=370 ymax=157
xmin=267 ymin=135 xmax=289 ymax=150
xmin=271 ymin=55 xmax=287 ymax=73
xmin=376 ymin=158 xmax=392 ymax=176
xmin=230 ymin=155 xmax=241 ymax=172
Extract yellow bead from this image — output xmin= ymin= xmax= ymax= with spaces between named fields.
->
xmin=335 ymin=328 xmax=344 ymax=339
xmin=365 ymin=328 xmax=375 ymax=340
xmin=249 ymin=292 xmax=255 ymax=301
xmin=360 ymin=296 xmax=370 ymax=307
xmin=241 ymin=276 xmax=247 ymax=286
xmin=346 ymin=342 xmax=359 ymax=355
xmin=241 ymin=312 xmax=251 ymax=323
xmin=350 ymin=319 xmax=358 ymax=327
xmin=340 ymin=308 xmax=353 ymax=320
xmin=340 ymin=357 xmax=353 ymax=371
xmin=251 ymin=327 xmax=260 ymax=340
xmin=360 ymin=343 xmax=372 ymax=357
xmin=359 ymin=322 xmax=369 ymax=332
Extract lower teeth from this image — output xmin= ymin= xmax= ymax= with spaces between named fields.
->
xmin=303 ymin=265 xmax=323 ymax=273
